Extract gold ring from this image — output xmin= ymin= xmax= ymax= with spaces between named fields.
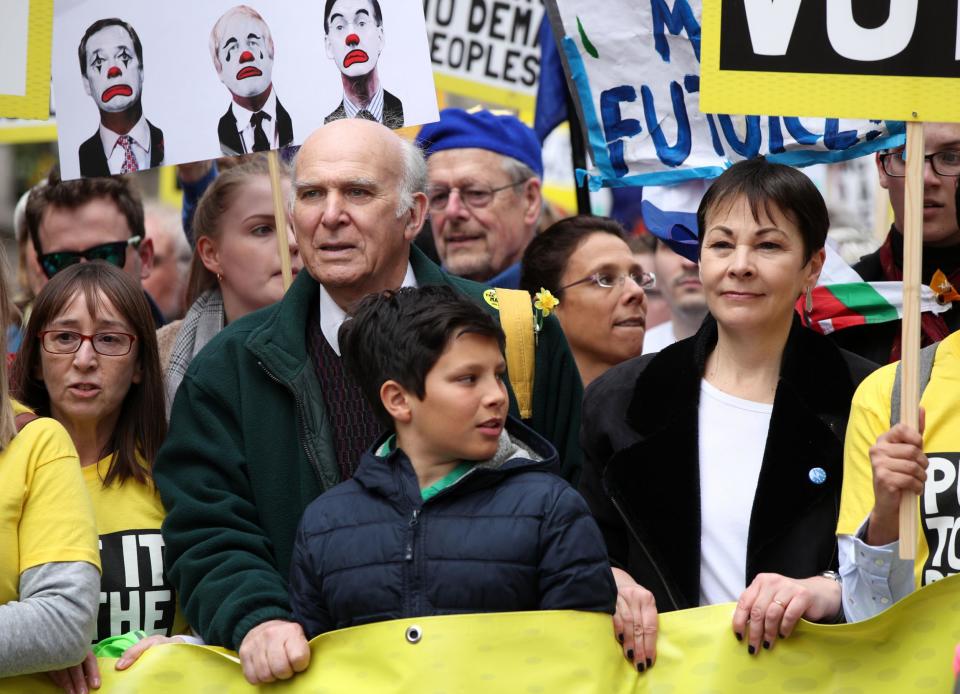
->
xmin=773 ymin=599 xmax=787 ymax=608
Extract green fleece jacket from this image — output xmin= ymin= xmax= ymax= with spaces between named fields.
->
xmin=153 ymin=247 xmax=583 ymax=650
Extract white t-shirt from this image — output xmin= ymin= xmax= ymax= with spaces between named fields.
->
xmin=697 ymin=379 xmax=772 ymax=605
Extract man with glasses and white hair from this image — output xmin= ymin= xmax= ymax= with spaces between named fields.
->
xmin=24 ymin=170 xmax=164 ymax=327
xmin=830 ymin=122 xmax=960 ymax=364
xmin=416 ymin=108 xmax=543 ymax=288
xmin=154 ymin=119 xmax=583 ymax=685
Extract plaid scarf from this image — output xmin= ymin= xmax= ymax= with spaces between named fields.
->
xmin=165 ymin=289 xmax=225 ymax=418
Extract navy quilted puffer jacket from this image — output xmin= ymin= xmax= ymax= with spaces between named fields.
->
xmin=289 ymin=419 xmax=616 ymax=637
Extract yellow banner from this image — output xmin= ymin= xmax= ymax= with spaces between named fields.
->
xmin=5 ymin=574 xmax=960 ymax=692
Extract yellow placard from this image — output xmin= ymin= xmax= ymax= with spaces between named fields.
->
xmin=700 ymin=1 xmax=960 ymax=122
xmin=0 ymin=0 xmax=53 ymax=121
xmin=4 ymin=573 xmax=960 ymax=692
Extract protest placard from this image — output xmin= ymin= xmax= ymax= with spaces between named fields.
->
xmin=0 ymin=0 xmax=53 ymax=121
xmin=425 ymin=0 xmax=544 ymax=115
xmin=700 ymin=1 xmax=960 ymax=122
xmin=52 ymin=0 xmax=439 ymax=180
xmin=544 ymin=0 xmax=905 ymax=191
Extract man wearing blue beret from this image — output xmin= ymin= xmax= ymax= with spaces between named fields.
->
xmin=416 ymin=109 xmax=543 ymax=288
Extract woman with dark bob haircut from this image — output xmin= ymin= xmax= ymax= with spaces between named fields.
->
xmin=579 ymin=158 xmax=877 ymax=672
xmin=12 ymin=262 xmax=194 ymax=689
xmin=520 ymin=215 xmax=652 ymax=387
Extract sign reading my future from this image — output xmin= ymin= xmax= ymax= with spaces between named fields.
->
xmin=546 ymin=0 xmax=905 ymax=190
xmin=701 ymin=0 xmax=960 ymax=122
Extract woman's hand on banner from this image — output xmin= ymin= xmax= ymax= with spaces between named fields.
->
xmin=733 ymin=573 xmax=842 ymax=656
xmin=611 ymin=567 xmax=658 ymax=673
xmin=47 ymin=651 xmax=99 ymax=694
xmin=115 ymin=635 xmax=186 ymax=670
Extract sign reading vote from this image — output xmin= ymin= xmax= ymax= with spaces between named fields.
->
xmin=701 ymin=0 xmax=960 ymax=121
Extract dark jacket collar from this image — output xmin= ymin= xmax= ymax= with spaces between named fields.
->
xmin=353 ymin=417 xmax=558 ymax=506
xmin=625 ymin=315 xmax=856 ymax=440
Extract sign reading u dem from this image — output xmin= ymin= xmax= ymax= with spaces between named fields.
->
xmin=700 ymin=0 xmax=960 ymax=122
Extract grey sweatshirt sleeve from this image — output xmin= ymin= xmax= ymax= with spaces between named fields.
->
xmin=0 ymin=561 xmax=100 ymax=677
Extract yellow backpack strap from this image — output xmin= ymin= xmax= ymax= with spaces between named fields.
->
xmin=488 ymin=288 xmax=535 ymax=419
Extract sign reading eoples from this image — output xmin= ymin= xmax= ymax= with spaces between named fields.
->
xmin=701 ymin=0 xmax=960 ymax=121
xmin=425 ymin=0 xmax=544 ymax=112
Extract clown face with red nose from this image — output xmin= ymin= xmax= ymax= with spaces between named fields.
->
xmin=77 ymin=18 xmax=165 ymax=177
xmin=323 ymin=0 xmax=404 ymax=128
xmin=210 ymin=6 xmax=294 ymax=156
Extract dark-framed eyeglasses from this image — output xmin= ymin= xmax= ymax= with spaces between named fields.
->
xmin=38 ymin=235 xmax=142 ymax=279
xmin=427 ymin=181 xmax=523 ymax=211
xmin=559 ymin=270 xmax=656 ymax=292
xmin=39 ymin=330 xmax=137 ymax=357
xmin=880 ymin=149 xmax=960 ymax=178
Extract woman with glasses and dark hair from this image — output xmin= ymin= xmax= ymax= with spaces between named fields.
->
xmin=0 ymin=252 xmax=101 ymax=679
xmin=12 ymin=262 xmax=191 ymax=690
xmin=520 ymin=215 xmax=652 ymax=387
xmin=579 ymin=158 xmax=877 ymax=673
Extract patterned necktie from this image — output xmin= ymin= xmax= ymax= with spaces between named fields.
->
xmin=355 ymin=109 xmax=377 ymax=122
xmin=251 ymin=111 xmax=271 ymax=151
xmin=117 ymin=135 xmax=138 ymax=173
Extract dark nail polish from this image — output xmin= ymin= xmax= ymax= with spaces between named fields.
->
xmin=779 ymin=632 xmax=785 ymax=639
xmin=637 ymin=662 xmax=645 ymax=673
xmin=735 ymin=632 xmax=742 ymax=641
xmin=748 ymin=645 xmax=756 ymax=655
xmin=646 ymin=658 xmax=652 ymax=668
xmin=626 ymin=649 xmax=634 ymax=660
xmin=763 ymin=640 xmax=771 ymax=650
xmin=618 ymin=633 xmax=624 ymax=643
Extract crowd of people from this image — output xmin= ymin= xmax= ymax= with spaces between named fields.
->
xmin=1 ymin=111 xmax=959 ymax=691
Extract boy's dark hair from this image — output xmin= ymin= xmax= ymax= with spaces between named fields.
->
xmin=339 ymin=286 xmax=506 ymax=428
xmin=696 ymin=157 xmax=828 ymax=264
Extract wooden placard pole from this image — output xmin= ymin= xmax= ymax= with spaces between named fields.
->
xmin=267 ymin=149 xmax=294 ymax=292
xmin=898 ymin=121 xmax=924 ymax=562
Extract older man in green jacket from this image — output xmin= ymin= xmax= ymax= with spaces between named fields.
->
xmin=154 ymin=119 xmax=582 ymax=684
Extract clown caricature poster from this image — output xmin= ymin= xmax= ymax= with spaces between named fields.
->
xmin=52 ymin=0 xmax=439 ymax=180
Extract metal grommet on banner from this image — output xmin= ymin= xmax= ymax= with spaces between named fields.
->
xmin=405 ymin=625 xmax=422 ymax=644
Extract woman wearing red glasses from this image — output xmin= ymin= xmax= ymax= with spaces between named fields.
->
xmin=12 ymin=262 xmax=190 ymax=691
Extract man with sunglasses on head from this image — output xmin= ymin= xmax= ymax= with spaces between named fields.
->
xmin=24 ymin=170 xmax=165 ymax=327
xmin=415 ymin=109 xmax=543 ymax=288
xmin=829 ymin=122 xmax=960 ymax=364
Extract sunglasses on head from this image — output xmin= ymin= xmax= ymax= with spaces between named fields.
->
xmin=39 ymin=236 xmax=142 ymax=279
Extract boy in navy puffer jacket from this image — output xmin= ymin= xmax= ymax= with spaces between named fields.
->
xmin=288 ymin=286 xmax=616 ymax=638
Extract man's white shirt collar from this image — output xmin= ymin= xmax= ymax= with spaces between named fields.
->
xmin=343 ymin=86 xmax=384 ymax=123
xmin=231 ymin=90 xmax=279 ymax=151
xmin=319 ymin=261 xmax=417 ymax=356
xmin=100 ymin=115 xmax=151 ymax=160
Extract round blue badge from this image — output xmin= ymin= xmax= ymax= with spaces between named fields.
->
xmin=809 ymin=467 xmax=827 ymax=485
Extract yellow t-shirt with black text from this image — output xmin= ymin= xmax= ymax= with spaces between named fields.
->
xmin=0 ymin=401 xmax=100 ymax=605
xmin=838 ymin=330 xmax=960 ymax=587
xmin=83 ymin=455 xmax=188 ymax=641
